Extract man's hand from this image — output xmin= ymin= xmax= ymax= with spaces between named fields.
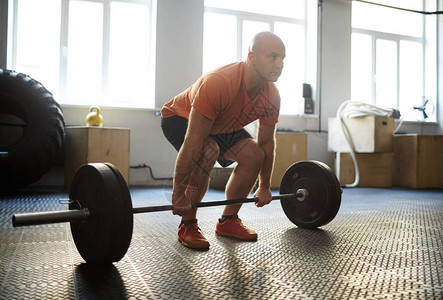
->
xmin=171 ymin=185 xmax=199 ymax=216
xmin=253 ymin=186 xmax=273 ymax=207
xmin=171 ymin=193 xmax=192 ymax=216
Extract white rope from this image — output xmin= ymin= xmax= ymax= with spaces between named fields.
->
xmin=336 ymin=100 xmax=402 ymax=187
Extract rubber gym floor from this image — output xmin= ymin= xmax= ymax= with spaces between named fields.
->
xmin=0 ymin=187 xmax=442 ymax=299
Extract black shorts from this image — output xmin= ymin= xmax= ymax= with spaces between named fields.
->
xmin=161 ymin=115 xmax=252 ymax=168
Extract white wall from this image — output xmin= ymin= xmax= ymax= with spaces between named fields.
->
xmin=439 ymin=0 xmax=443 ymax=133
xmin=34 ymin=0 xmax=442 ymax=187
xmin=155 ymin=0 xmax=204 ymax=106
xmin=319 ymin=0 xmax=352 ymax=131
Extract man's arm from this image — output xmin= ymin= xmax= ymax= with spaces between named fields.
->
xmin=254 ymin=123 xmax=277 ymax=207
xmin=172 ymin=108 xmax=214 ymax=215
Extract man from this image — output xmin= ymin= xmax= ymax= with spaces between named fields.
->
xmin=161 ymin=32 xmax=285 ymax=250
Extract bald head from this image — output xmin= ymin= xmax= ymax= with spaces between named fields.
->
xmin=245 ymin=31 xmax=286 ymax=83
xmin=248 ymin=32 xmax=285 ymax=54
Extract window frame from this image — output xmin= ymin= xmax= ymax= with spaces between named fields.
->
xmin=352 ymin=27 xmax=425 ymax=108
xmin=203 ymin=1 xmax=317 ymax=116
xmin=7 ymin=0 xmax=155 ymax=109
xmin=351 ymin=0 xmax=437 ymax=122
xmin=204 ymin=6 xmax=307 ymax=66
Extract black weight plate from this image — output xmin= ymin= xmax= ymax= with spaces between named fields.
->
xmin=69 ymin=163 xmax=133 ymax=264
xmin=279 ymin=160 xmax=341 ymax=229
xmin=318 ymin=161 xmax=342 ymax=225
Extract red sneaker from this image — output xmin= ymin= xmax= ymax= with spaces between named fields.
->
xmin=215 ymin=215 xmax=258 ymax=241
xmin=178 ymin=220 xmax=210 ymax=250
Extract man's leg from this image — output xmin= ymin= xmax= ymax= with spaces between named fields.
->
xmin=222 ymin=138 xmax=265 ymax=215
xmin=214 ymin=138 xmax=264 ymax=241
xmin=161 ymin=116 xmax=220 ymax=215
xmin=161 ymin=116 xmax=219 ymax=249
xmin=181 ymin=137 xmax=220 ymax=221
xmin=175 ymin=137 xmax=219 ymax=250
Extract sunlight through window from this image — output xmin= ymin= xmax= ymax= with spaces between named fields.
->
xmin=351 ymin=0 xmax=435 ymax=121
xmin=14 ymin=0 xmax=61 ymax=96
xmin=203 ymin=0 xmax=313 ymax=115
xmin=109 ymin=2 xmax=151 ymax=106
xmin=67 ymin=1 xmax=103 ymax=104
xmin=8 ymin=0 xmax=154 ymax=108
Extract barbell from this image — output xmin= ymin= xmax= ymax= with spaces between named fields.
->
xmin=12 ymin=160 xmax=342 ymax=265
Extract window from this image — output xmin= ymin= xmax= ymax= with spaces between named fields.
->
xmin=7 ymin=0 xmax=154 ymax=108
xmin=203 ymin=0 xmax=317 ymax=115
xmin=351 ymin=0 xmax=437 ymax=121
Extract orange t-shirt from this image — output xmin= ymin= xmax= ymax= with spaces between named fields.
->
xmin=161 ymin=62 xmax=280 ymax=134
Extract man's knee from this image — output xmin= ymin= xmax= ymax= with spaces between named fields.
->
xmin=237 ymin=141 xmax=265 ymax=167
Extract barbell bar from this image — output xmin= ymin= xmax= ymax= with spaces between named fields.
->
xmin=12 ymin=192 xmax=303 ymax=227
xmin=11 ymin=160 xmax=342 ymax=265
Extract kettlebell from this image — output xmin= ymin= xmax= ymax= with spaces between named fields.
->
xmin=85 ymin=106 xmax=104 ymax=127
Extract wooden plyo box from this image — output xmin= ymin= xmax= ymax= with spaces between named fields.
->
xmin=271 ymin=132 xmax=307 ymax=188
xmin=333 ymin=152 xmax=393 ymax=187
xmin=65 ymin=126 xmax=130 ymax=188
xmin=328 ymin=116 xmax=394 ymax=153
xmin=393 ymin=134 xmax=443 ymax=188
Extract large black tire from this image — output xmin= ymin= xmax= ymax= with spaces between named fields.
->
xmin=0 ymin=69 xmax=65 ymax=191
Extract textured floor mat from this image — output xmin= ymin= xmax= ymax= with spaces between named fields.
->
xmin=0 ymin=187 xmax=442 ymax=299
